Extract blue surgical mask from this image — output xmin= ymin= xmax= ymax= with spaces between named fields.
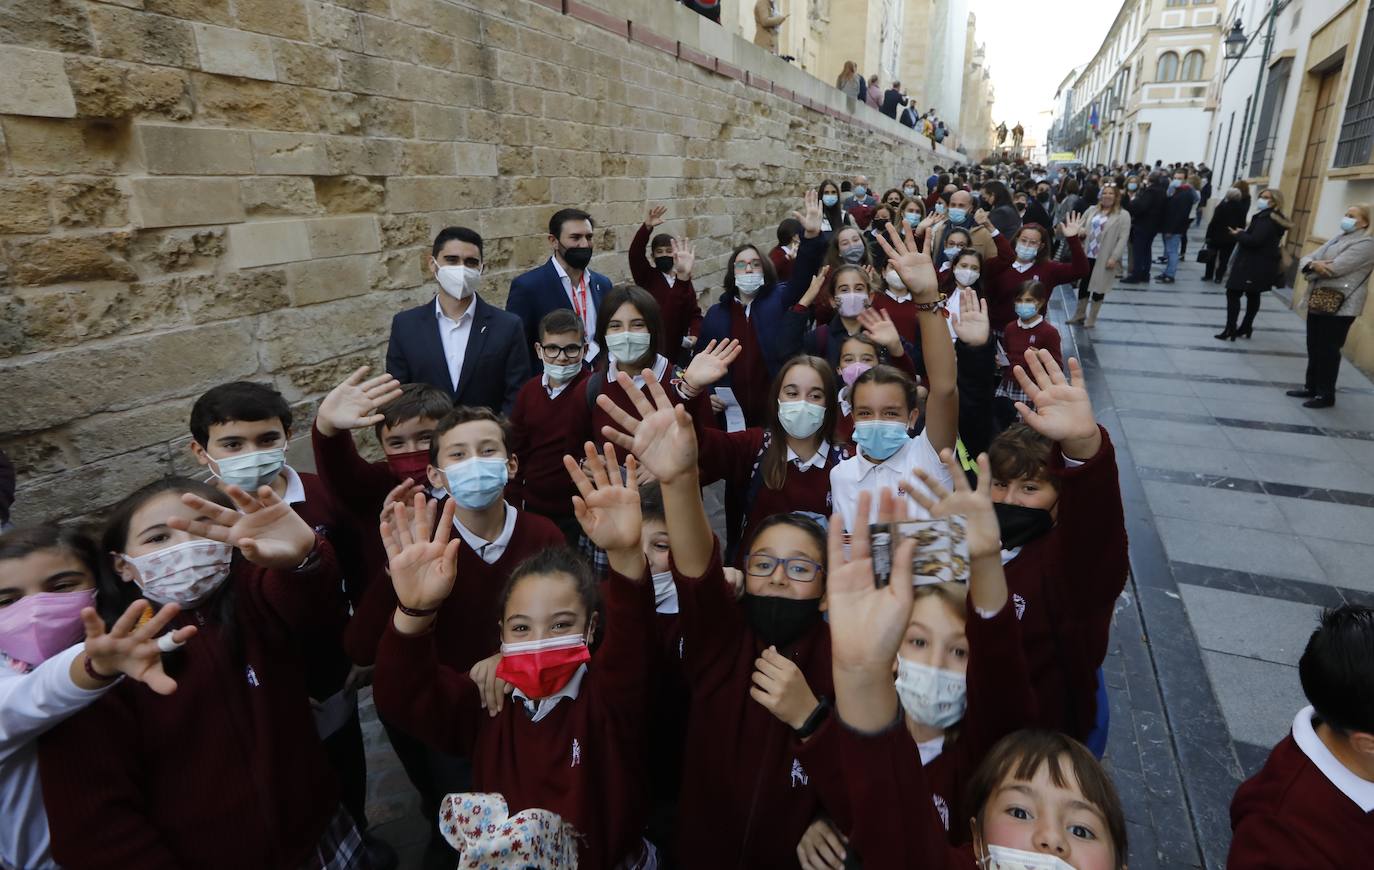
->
xmin=1257 ymin=198 xmax=1271 ymax=211
xmin=947 ymin=207 xmax=968 ymax=224
xmin=822 ymin=193 xmax=839 ymax=208
xmin=777 ymin=400 xmax=825 ymax=439
xmin=934 ymin=202 xmax=946 ymax=215
xmin=1127 ymin=182 xmax=1138 ymax=191
xmin=1015 ymin=302 xmax=1040 ymax=320
xmin=543 ymin=360 xmax=583 ymax=383
xmin=903 ymin=186 xmax=917 ymax=197
xmin=853 ymin=185 xmax=867 ymax=197
xmin=606 ymin=330 xmax=652 ymax=363
xmin=1341 ymin=216 xmax=1359 ymax=233
xmin=853 ymin=420 xmax=910 ymax=461
xmin=943 ymin=246 xmax=961 ymax=260
xmin=1015 ymin=244 xmax=1039 ymax=261
xmin=904 ymin=212 xmax=920 ymax=226
xmin=210 ymin=448 xmax=286 ymax=489
xmin=443 ymin=457 xmax=509 ymax=510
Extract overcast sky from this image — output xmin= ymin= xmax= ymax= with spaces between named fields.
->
xmin=968 ymin=0 xmax=1124 ymax=131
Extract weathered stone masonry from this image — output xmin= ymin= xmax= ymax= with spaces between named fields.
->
xmin=0 ymin=0 xmax=952 ymax=525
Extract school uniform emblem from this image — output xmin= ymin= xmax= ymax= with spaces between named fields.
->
xmin=245 ymin=665 xmax=260 ymax=686
xmin=1013 ymin=593 xmax=1026 ymax=620
xmin=789 ymin=758 xmax=808 ymax=787
xmin=932 ymin=794 xmax=950 ymax=830
xmin=570 ymin=738 xmax=581 ymax=767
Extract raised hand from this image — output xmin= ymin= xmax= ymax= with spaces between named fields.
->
xmin=596 ymin=371 xmax=698 ymax=485
xmin=170 ymin=485 xmax=317 ymax=569
xmin=801 ymin=188 xmax=823 ymax=238
xmin=856 ymin=307 xmax=902 ymax=355
xmin=973 ymin=207 xmax=991 ymax=227
xmin=382 ymin=493 xmax=460 ymax=615
xmin=563 ymin=441 xmax=643 ymax=557
xmin=646 ymin=204 xmax=668 ymax=228
xmin=80 ymin=599 xmax=198 ymax=694
xmin=800 ymin=264 xmax=831 ymax=306
xmin=316 ymin=366 xmax=403 ymax=437
xmin=1059 ymin=211 xmax=1085 ymax=239
xmin=469 ymin=651 xmax=511 ymax=717
xmin=671 ymin=236 xmax=696 ymax=279
xmin=379 ymin=478 xmax=425 ymax=529
xmin=905 ymin=451 xmax=1001 ymax=561
xmin=950 ymin=287 xmax=989 ymax=347
xmin=683 ymin=337 xmax=742 ymax=392
xmin=874 ymin=221 xmax=938 ymax=301
xmin=1012 ymin=349 xmax=1102 ymax=459
xmin=750 ymin=646 xmax=821 ymax=730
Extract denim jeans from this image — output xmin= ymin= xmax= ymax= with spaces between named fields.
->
xmin=1162 ymin=233 xmax=1182 ymax=278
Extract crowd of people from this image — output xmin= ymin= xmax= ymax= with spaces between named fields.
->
xmin=2 ymin=154 xmax=1373 ymax=870
xmin=834 ymin=64 xmax=948 ymax=147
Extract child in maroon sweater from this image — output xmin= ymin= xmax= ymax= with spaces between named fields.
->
xmin=1230 ymin=605 xmax=1374 ymax=868
xmin=39 ymin=478 xmax=356 ymax=869
xmin=818 ymin=485 xmax=1127 ymax=870
xmin=373 ymin=443 xmax=658 ymax=869
xmin=986 ymin=217 xmax=1089 ymax=333
xmin=992 ymin=349 xmax=1128 ymax=744
xmin=628 ymin=205 xmax=703 ymax=357
xmin=599 ymin=372 xmax=838 ymax=868
xmin=996 ymin=280 xmax=1062 ymax=429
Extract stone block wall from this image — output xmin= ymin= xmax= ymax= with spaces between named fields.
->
xmin=0 ymin=0 xmax=952 ymax=526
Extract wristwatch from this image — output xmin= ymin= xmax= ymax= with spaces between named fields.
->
xmin=794 ymin=696 xmax=832 ymax=739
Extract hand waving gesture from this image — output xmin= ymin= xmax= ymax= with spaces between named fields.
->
xmin=873 ymin=222 xmax=938 ymax=301
xmin=683 ymin=338 xmax=742 ymax=392
xmin=800 ymin=264 xmax=831 ymax=306
xmin=80 ymin=599 xmax=199 ymax=694
xmin=671 ymin=237 xmax=696 ymax=280
xmin=646 ymin=204 xmax=668 ymax=228
xmin=1012 ymin=349 xmax=1102 ymax=459
xmin=856 ymin=307 xmax=902 ymax=355
xmin=382 ymin=493 xmax=460 ymax=615
xmin=596 ymin=371 xmax=698 ymax=485
xmin=801 ymin=188 xmax=824 ymax=238
xmin=973 ymin=207 xmax=991 ymax=227
xmin=563 ymin=441 xmax=644 ymax=575
xmin=169 ymin=485 xmax=317 ymax=569
xmin=950 ymin=287 xmax=989 ymax=347
xmin=316 ymin=366 xmax=403 ymax=438
xmin=1058 ymin=211 xmax=1085 ymax=239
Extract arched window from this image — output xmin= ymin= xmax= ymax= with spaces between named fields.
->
xmin=1181 ymin=50 xmax=1205 ymax=80
xmin=1156 ymin=51 xmax=1180 ymax=82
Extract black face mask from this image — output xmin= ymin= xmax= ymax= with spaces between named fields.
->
xmin=994 ymin=502 xmax=1055 ymax=549
xmin=742 ymin=594 xmax=822 ymax=649
xmin=871 ymin=217 xmax=890 ymax=235
xmin=1036 ymin=192 xmax=1050 ymax=203
xmin=561 ymin=245 xmax=593 ymax=270
xmin=654 ymin=255 xmax=674 ymax=273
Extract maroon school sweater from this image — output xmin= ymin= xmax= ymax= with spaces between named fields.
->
xmin=628 ymin=223 xmax=703 ymax=355
xmin=581 ymin=363 xmax=714 ymax=457
xmin=697 ymin=427 xmax=841 ymax=555
xmin=871 ymin=292 xmax=918 ymax=344
xmin=39 ymin=551 xmax=344 ymax=869
xmin=374 ymin=563 xmax=657 ymax=869
xmin=1004 ymin=428 xmax=1127 ymax=741
xmin=1230 ymin=730 xmax=1374 ymax=868
xmin=799 ymin=598 xmax=1036 ymax=844
xmin=672 ymin=542 xmax=836 ymax=869
xmin=986 ymin=236 xmax=1087 ymax=329
xmin=727 ymin=301 xmax=772 ymax=428
xmin=998 ymin=318 xmax=1062 ymax=390
xmin=508 ymin=369 xmax=591 ymax=518
xmin=344 ymin=508 xmax=565 ymax=669
xmin=309 ymin=425 xmax=399 ymax=608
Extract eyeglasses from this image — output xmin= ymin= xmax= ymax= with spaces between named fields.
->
xmin=744 ymin=554 xmax=825 ymax=583
xmin=537 ymin=343 xmax=584 ymax=360
xmin=734 ymin=260 xmax=763 ymax=273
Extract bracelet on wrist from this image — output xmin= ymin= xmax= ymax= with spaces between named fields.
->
xmin=794 ymin=696 xmax=832 ymax=739
xmin=913 ymin=293 xmax=948 ymax=313
xmin=292 ymin=534 xmax=324 ymax=573
xmin=83 ymin=654 xmax=118 ymax=683
xmin=397 ymin=602 xmax=439 ymax=618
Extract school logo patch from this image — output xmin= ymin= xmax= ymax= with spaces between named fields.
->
xmin=932 ymin=794 xmax=950 ymax=830
xmin=1013 ymin=594 xmax=1026 ymax=620
xmin=570 ymin=738 xmax=582 ymax=768
xmin=245 ymin=665 xmax=260 ymax=687
xmin=790 ymin=758 xmax=809 ymax=787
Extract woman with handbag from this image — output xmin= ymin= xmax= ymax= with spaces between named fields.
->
xmin=1216 ymin=188 xmax=1290 ymax=341
xmin=1287 ymin=204 xmax=1374 ymax=408
xmin=1203 ymin=182 xmax=1249 ymax=283
xmin=1067 ymin=184 xmax=1131 ymax=327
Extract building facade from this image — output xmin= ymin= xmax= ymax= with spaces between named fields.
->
xmin=1206 ymin=0 xmax=1374 ymax=370
xmin=1052 ymin=0 xmax=1226 ymax=166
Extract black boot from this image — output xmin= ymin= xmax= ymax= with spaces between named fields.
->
xmin=1217 ymin=293 xmax=1241 ymax=340
xmin=1239 ymin=290 xmax=1261 ymax=337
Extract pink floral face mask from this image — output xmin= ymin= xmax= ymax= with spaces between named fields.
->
xmin=0 ymin=589 xmax=94 ymax=668
xmin=120 ymin=540 xmax=233 ymax=607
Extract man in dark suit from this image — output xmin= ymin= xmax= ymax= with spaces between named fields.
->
xmin=506 ymin=208 xmax=613 ymax=369
xmin=880 ymin=81 xmax=907 ymax=119
xmin=385 ymin=226 xmax=529 ymax=413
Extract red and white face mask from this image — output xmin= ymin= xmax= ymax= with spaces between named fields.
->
xmin=495 ymin=633 xmax=590 ymax=700
xmin=119 ymin=540 xmax=233 ymax=608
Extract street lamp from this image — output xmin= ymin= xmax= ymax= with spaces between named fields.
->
xmin=1224 ymin=21 xmax=1246 ymax=59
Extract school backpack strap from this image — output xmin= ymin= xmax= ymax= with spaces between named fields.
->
xmin=743 ymin=430 xmax=772 ymax=524
xmin=585 ymin=371 xmax=604 ymax=411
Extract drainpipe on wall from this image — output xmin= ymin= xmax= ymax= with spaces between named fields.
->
xmin=1236 ymin=0 xmax=1280 ymax=177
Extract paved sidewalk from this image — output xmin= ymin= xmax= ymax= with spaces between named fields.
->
xmin=1049 ymin=227 xmax=1374 ymax=870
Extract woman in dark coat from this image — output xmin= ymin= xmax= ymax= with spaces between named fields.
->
xmin=1217 ymin=187 xmax=1290 ymax=340
xmin=1204 ymin=179 xmax=1250 ymax=283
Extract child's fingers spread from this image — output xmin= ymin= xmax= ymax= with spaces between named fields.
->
xmin=166 ymin=516 xmax=230 ymax=543
xmin=137 ymin=601 xmax=181 ymax=638
xmin=563 ymin=454 xmax=595 ymax=498
xmin=81 ymin=607 xmax=108 ymax=640
xmin=1067 ymin=356 xmax=1085 ymax=386
xmin=143 ymin=670 xmax=179 ymax=696
xmin=596 ymin=395 xmax=640 ymax=431
xmin=178 ymin=493 xmax=240 ymax=527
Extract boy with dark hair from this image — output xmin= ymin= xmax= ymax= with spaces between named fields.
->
xmin=628 ymin=203 xmax=702 ymax=359
xmin=1230 ymin=605 xmax=1374 ymax=866
xmin=508 ymin=309 xmax=592 ymax=543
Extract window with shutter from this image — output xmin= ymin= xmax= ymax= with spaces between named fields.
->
xmin=1248 ymin=57 xmax=1293 ymax=177
xmin=1333 ymin=0 xmax=1374 ymax=168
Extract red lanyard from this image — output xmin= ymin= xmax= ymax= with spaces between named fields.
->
xmin=568 ymin=271 xmax=589 ymax=327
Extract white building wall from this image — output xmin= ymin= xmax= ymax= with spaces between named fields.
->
xmin=927 ymin=0 xmax=968 ymax=130
xmin=1135 ymin=106 xmax=1211 ymax=165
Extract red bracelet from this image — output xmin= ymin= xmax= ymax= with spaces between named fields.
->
xmin=397 ymin=603 xmax=439 ymax=618
xmin=83 ymin=655 xmax=118 ymax=683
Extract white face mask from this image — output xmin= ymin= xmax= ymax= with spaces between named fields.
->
xmin=121 ymin=539 xmax=234 ymax=608
xmin=895 ymin=656 xmax=967 ymax=728
xmin=435 ymin=262 xmax=480 ymax=300
xmin=884 ymin=269 xmax=904 ymax=291
xmin=954 ymin=267 xmax=980 ymax=287
xmin=982 ymin=844 xmax=1079 ymax=870
xmin=736 ymin=272 xmax=765 ymax=296
xmin=209 ymin=448 xmax=285 ymax=490
xmin=837 ymin=292 xmax=868 ymax=318
xmin=605 ymin=331 xmax=652 ymax=363
xmin=651 ymin=570 xmax=678 ymax=614
xmin=543 ymin=360 xmax=583 ymax=383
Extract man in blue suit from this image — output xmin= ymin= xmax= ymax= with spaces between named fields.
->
xmin=385 ymin=226 xmax=528 ymax=413
xmin=506 ymin=208 xmax=613 ymax=370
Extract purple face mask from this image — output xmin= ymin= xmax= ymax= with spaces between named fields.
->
xmin=0 ymin=589 xmax=95 ymax=667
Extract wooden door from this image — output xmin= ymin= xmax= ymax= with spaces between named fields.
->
xmin=1287 ymin=69 xmax=1342 ymax=260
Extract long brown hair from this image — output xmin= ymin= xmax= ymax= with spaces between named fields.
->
xmin=762 ymin=356 xmax=839 ymax=490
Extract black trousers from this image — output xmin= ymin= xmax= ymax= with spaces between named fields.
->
xmin=1305 ymin=313 xmax=1356 ymax=397
xmin=1128 ymin=229 xmax=1155 ymax=280
xmin=1203 ymin=240 xmax=1236 ymax=280
xmin=1224 ymin=287 xmax=1264 ymax=331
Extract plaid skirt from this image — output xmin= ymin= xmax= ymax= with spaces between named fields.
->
xmin=301 ymin=805 xmax=369 ymax=870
